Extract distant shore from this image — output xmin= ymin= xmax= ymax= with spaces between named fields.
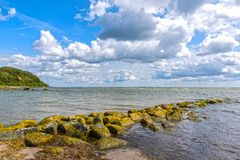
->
xmin=0 ymin=86 xmax=48 ymax=90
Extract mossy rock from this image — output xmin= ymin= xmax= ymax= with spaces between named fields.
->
xmin=93 ymin=117 xmax=104 ymax=125
xmin=140 ymin=113 xmax=154 ymax=127
xmin=38 ymin=122 xmax=58 ymax=135
xmin=73 ymin=113 xmax=87 ymax=119
xmin=166 ymin=108 xmax=184 ymax=122
xmin=57 ymin=122 xmax=89 ymax=140
xmin=0 ymin=120 xmax=37 ymax=132
xmin=187 ymin=111 xmax=200 ymax=122
xmin=104 ymin=111 xmax=128 ymax=118
xmin=89 ymin=124 xmax=111 ymax=139
xmin=54 ymin=135 xmax=88 ymax=146
xmin=128 ymin=109 xmax=139 ymax=114
xmin=85 ymin=116 xmax=95 ymax=124
xmin=41 ymin=146 xmax=64 ymax=155
xmin=195 ymin=101 xmax=207 ymax=107
xmin=129 ymin=112 xmax=142 ymax=122
xmin=205 ymin=99 xmax=222 ymax=104
xmin=25 ymin=132 xmax=54 ymax=147
xmin=161 ymin=121 xmax=177 ymax=128
xmin=39 ymin=115 xmax=70 ymax=126
xmin=105 ymin=124 xmax=124 ymax=135
xmin=102 ymin=116 xmax=121 ymax=125
xmin=89 ymin=112 xmax=104 ymax=117
xmin=76 ymin=117 xmax=86 ymax=125
xmin=147 ymin=123 xmax=160 ymax=132
xmin=96 ymin=137 xmax=128 ymax=150
xmin=147 ymin=108 xmax=167 ymax=118
xmin=118 ymin=117 xmax=134 ymax=128
xmin=177 ymin=101 xmax=195 ymax=108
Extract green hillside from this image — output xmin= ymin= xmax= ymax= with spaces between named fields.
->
xmin=0 ymin=66 xmax=48 ymax=87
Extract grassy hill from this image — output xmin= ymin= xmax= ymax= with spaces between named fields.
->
xmin=0 ymin=66 xmax=48 ymax=87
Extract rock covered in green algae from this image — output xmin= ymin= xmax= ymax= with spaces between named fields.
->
xmin=140 ymin=113 xmax=153 ymax=127
xmin=57 ymin=121 xmax=89 ymax=140
xmin=38 ymin=122 xmax=58 ymax=135
xmin=104 ymin=111 xmax=128 ymax=118
xmin=0 ymin=120 xmax=37 ymax=132
xmin=96 ymin=137 xmax=128 ymax=150
xmin=195 ymin=100 xmax=207 ymax=107
xmin=35 ymin=142 xmax=105 ymax=160
xmin=166 ymin=107 xmax=184 ymax=122
xmin=0 ymin=127 xmax=38 ymax=141
xmin=147 ymin=123 xmax=160 ymax=132
xmin=129 ymin=112 xmax=142 ymax=122
xmin=89 ymin=124 xmax=111 ymax=139
xmin=146 ymin=108 xmax=167 ymax=118
xmin=54 ymin=135 xmax=88 ymax=146
xmin=177 ymin=101 xmax=195 ymax=108
xmin=94 ymin=116 xmax=104 ymax=125
xmin=38 ymin=115 xmax=70 ymax=126
xmin=40 ymin=146 xmax=64 ymax=155
xmin=118 ymin=117 xmax=134 ymax=128
xmin=103 ymin=116 xmax=121 ymax=125
xmin=105 ymin=124 xmax=124 ymax=135
xmin=25 ymin=132 xmax=54 ymax=147
xmin=187 ymin=111 xmax=200 ymax=122
xmin=89 ymin=112 xmax=104 ymax=117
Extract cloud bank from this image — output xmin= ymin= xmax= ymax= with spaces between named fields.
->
xmin=1 ymin=0 xmax=240 ymax=86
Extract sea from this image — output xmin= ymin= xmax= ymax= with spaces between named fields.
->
xmin=0 ymin=87 xmax=240 ymax=160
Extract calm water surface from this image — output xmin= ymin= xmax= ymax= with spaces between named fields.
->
xmin=0 ymin=87 xmax=240 ymax=159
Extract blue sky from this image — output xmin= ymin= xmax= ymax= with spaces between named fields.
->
xmin=0 ymin=0 xmax=240 ymax=87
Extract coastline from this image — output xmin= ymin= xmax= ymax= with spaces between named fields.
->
xmin=0 ymin=98 xmax=224 ymax=160
xmin=0 ymin=86 xmax=48 ymax=91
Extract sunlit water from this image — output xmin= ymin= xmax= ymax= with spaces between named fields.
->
xmin=0 ymin=87 xmax=240 ymax=159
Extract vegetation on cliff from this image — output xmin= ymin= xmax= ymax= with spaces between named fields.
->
xmin=0 ymin=66 xmax=48 ymax=87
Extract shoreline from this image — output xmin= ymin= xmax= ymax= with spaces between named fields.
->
xmin=0 ymin=86 xmax=49 ymax=91
xmin=0 ymin=98 xmax=224 ymax=159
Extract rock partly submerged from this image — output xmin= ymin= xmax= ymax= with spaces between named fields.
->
xmin=0 ymin=98 xmax=224 ymax=159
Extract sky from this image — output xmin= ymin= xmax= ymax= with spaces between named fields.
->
xmin=0 ymin=0 xmax=240 ymax=87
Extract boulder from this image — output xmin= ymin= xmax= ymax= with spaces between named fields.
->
xmin=93 ymin=116 xmax=104 ymax=125
xmin=140 ymin=113 xmax=153 ymax=127
xmin=161 ymin=122 xmax=176 ymax=128
xmin=118 ymin=117 xmax=134 ymax=128
xmin=187 ymin=111 xmax=199 ymax=122
xmin=89 ymin=112 xmax=104 ymax=117
xmin=25 ymin=132 xmax=54 ymax=147
xmin=57 ymin=122 xmax=89 ymax=140
xmin=38 ymin=122 xmax=58 ymax=135
xmin=129 ymin=112 xmax=142 ymax=122
xmin=89 ymin=124 xmax=111 ymax=139
xmin=0 ymin=120 xmax=37 ymax=132
xmin=85 ymin=116 xmax=95 ymax=124
xmin=105 ymin=124 xmax=124 ymax=135
xmin=0 ymin=123 xmax=4 ymax=129
xmin=40 ymin=146 xmax=64 ymax=155
xmin=147 ymin=123 xmax=160 ymax=132
xmin=54 ymin=135 xmax=88 ymax=146
xmin=103 ymin=116 xmax=121 ymax=125
xmin=128 ymin=109 xmax=139 ymax=114
xmin=147 ymin=108 xmax=167 ymax=118
xmin=96 ymin=137 xmax=128 ymax=150
xmin=177 ymin=101 xmax=195 ymax=108
xmin=195 ymin=101 xmax=207 ymax=107
xmin=166 ymin=107 xmax=184 ymax=122
xmin=39 ymin=115 xmax=70 ymax=125
xmin=104 ymin=111 xmax=128 ymax=118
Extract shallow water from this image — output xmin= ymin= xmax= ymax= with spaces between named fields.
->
xmin=0 ymin=87 xmax=240 ymax=159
